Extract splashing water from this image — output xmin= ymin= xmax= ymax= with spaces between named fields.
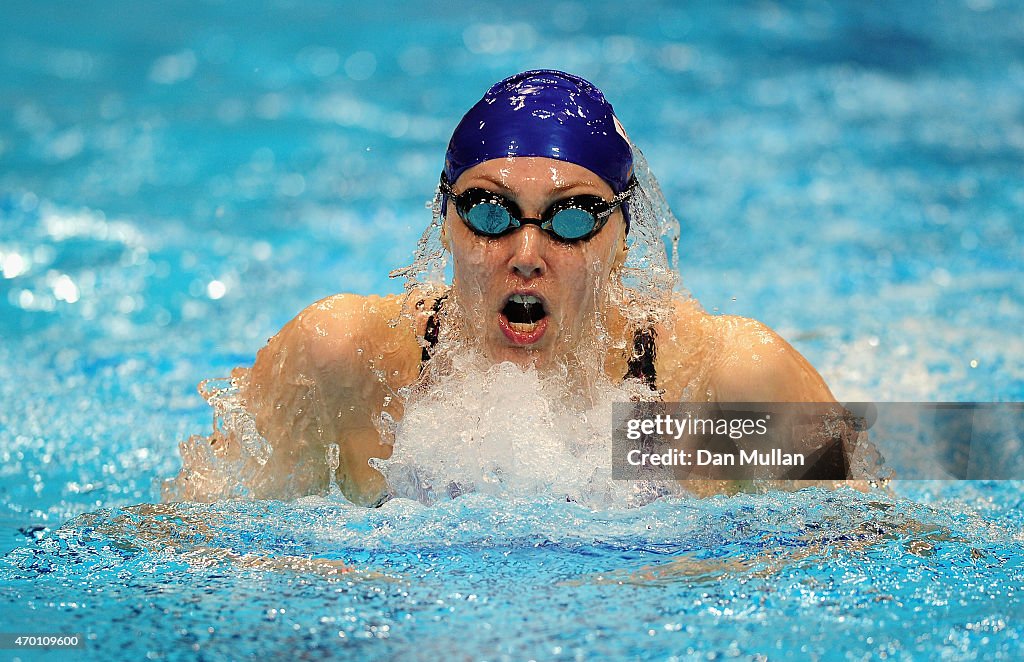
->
xmin=325 ymin=443 xmax=341 ymax=496
xmin=161 ymin=376 xmax=272 ymax=502
xmin=161 ymin=343 xmax=680 ymax=505
xmin=376 ymin=349 xmax=676 ymax=507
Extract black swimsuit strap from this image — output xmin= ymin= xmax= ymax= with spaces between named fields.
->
xmin=418 ymin=294 xmax=447 ymax=370
xmin=625 ymin=327 xmax=658 ymax=390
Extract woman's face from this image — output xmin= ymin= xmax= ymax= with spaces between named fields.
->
xmin=445 ymin=156 xmax=627 ymax=367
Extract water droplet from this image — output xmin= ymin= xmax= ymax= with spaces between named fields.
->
xmin=325 ymin=443 xmax=341 ymax=496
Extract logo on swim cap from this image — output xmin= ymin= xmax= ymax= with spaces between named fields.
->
xmin=443 ymin=70 xmax=634 ymax=194
xmin=613 ymin=115 xmax=630 ymax=143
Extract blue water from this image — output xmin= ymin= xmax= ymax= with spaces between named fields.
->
xmin=1 ymin=1 xmax=1022 ymax=659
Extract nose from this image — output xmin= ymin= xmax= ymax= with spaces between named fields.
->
xmin=507 ymin=225 xmax=548 ymax=279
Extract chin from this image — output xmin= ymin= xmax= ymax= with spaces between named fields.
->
xmin=485 ymin=340 xmax=553 ymax=368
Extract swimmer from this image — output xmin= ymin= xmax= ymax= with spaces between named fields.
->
xmin=177 ymin=70 xmax=853 ymax=506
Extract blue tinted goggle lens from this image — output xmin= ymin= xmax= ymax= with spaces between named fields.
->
xmin=465 ymin=202 xmax=516 ymax=235
xmin=548 ymin=208 xmax=596 ymax=240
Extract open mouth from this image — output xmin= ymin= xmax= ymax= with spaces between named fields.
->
xmin=499 ymin=293 xmax=549 ymax=345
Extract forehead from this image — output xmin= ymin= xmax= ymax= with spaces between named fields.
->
xmin=454 ymin=157 xmax=614 ymax=197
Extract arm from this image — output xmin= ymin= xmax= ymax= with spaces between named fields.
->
xmin=244 ymin=294 xmax=403 ymax=504
xmin=706 ymin=316 xmax=859 ymax=484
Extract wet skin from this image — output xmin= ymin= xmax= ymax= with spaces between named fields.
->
xmin=235 ymin=158 xmax=840 ymax=506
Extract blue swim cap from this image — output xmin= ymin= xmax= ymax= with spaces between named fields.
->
xmin=443 ymin=70 xmax=634 ymax=194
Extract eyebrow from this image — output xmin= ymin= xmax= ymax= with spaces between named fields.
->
xmin=468 ymin=174 xmax=598 ymax=195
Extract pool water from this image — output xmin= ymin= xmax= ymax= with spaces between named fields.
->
xmin=1 ymin=0 xmax=1022 ymax=659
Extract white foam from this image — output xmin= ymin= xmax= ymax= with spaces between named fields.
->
xmin=374 ymin=349 xmax=673 ymax=507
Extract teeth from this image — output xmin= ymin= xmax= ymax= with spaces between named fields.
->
xmin=510 ymin=294 xmax=541 ymax=305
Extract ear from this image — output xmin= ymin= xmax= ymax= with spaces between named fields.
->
xmin=440 ymin=215 xmax=452 ymax=252
xmin=612 ymin=228 xmax=628 ymax=270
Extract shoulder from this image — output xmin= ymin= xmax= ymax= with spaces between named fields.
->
xmin=276 ymin=293 xmax=407 ymax=364
xmin=249 ymin=292 xmax=421 ymax=395
xmin=704 ymin=313 xmax=835 ymax=403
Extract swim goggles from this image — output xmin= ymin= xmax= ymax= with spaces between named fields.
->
xmin=440 ymin=173 xmax=636 ymax=242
